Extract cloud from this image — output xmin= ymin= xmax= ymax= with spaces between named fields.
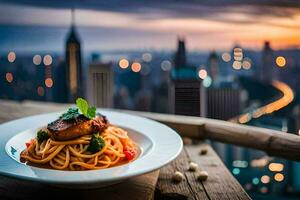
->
xmin=1 ymin=0 xmax=300 ymax=20
xmin=1 ymin=0 xmax=300 ymax=51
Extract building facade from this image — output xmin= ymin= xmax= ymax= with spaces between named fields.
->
xmin=88 ymin=63 xmax=113 ymax=108
xmin=65 ymin=20 xmax=83 ymax=102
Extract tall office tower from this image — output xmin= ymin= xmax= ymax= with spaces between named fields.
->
xmin=174 ymin=80 xmax=206 ymax=116
xmin=171 ymin=37 xmax=204 ymax=115
xmin=261 ymin=41 xmax=276 ymax=82
xmin=174 ymin=37 xmax=187 ymax=69
xmin=206 ymin=88 xmax=242 ymax=120
xmin=88 ymin=63 xmax=113 ymax=108
xmin=207 ymin=51 xmax=220 ymax=86
xmin=65 ymin=10 xmax=83 ymax=102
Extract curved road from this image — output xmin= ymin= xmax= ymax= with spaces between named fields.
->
xmin=232 ymin=80 xmax=294 ymax=124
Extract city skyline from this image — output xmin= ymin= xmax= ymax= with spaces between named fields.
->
xmin=1 ymin=1 xmax=300 ymax=52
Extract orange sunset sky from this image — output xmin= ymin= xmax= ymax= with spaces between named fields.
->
xmin=1 ymin=1 xmax=300 ymax=51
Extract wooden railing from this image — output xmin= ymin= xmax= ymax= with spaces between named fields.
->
xmin=119 ymin=110 xmax=300 ymax=161
xmin=1 ymin=100 xmax=300 ymax=161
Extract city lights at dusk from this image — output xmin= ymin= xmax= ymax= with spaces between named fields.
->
xmin=0 ymin=1 xmax=300 ymax=200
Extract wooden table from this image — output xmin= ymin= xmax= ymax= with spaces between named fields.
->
xmin=0 ymin=100 xmax=251 ymax=200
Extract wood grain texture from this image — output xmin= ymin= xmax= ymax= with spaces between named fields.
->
xmin=185 ymin=143 xmax=251 ymax=200
xmin=0 ymin=171 xmax=159 ymax=200
xmin=155 ymin=149 xmax=209 ymax=200
xmin=155 ymin=143 xmax=251 ymax=200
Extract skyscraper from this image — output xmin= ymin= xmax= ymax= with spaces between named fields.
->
xmin=206 ymin=88 xmax=242 ymax=120
xmin=174 ymin=80 xmax=206 ymax=116
xmin=65 ymin=10 xmax=83 ymax=102
xmin=88 ymin=63 xmax=113 ymax=108
xmin=171 ymin=37 xmax=206 ymax=116
xmin=261 ymin=41 xmax=276 ymax=82
xmin=207 ymin=51 xmax=220 ymax=86
xmin=174 ymin=36 xmax=187 ymax=69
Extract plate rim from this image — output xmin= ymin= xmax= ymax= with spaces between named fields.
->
xmin=0 ymin=110 xmax=183 ymax=185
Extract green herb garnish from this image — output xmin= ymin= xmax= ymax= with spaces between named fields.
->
xmin=37 ymin=130 xmax=49 ymax=143
xmin=87 ymin=134 xmax=105 ymax=153
xmin=76 ymin=98 xmax=96 ymax=119
xmin=60 ymin=107 xmax=80 ymax=120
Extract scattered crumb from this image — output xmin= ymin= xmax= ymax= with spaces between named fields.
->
xmin=199 ymin=148 xmax=208 ymax=155
xmin=189 ymin=162 xmax=198 ymax=171
xmin=197 ymin=171 xmax=208 ymax=181
xmin=172 ymin=171 xmax=184 ymax=182
xmin=182 ymin=137 xmax=192 ymax=145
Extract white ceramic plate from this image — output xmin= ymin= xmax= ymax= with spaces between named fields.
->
xmin=0 ymin=110 xmax=182 ymax=188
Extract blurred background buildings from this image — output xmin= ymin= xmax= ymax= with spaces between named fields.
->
xmin=1 ymin=1 xmax=300 ymax=199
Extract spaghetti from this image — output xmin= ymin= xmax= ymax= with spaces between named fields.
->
xmin=21 ymin=126 xmax=138 ymax=170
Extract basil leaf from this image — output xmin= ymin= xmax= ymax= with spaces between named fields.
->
xmin=87 ymin=106 xmax=96 ymax=119
xmin=76 ymin=98 xmax=88 ymax=116
xmin=76 ymin=98 xmax=96 ymax=119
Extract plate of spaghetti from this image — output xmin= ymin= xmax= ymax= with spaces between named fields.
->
xmin=0 ymin=98 xmax=182 ymax=187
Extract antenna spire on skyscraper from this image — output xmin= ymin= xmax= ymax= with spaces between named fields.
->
xmin=71 ymin=8 xmax=75 ymax=27
xmin=65 ymin=7 xmax=82 ymax=102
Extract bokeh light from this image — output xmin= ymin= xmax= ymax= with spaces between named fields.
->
xmin=276 ymin=56 xmax=286 ymax=67
xmin=238 ymin=113 xmax=251 ymax=124
xmin=33 ymin=55 xmax=42 ymax=65
xmin=244 ymin=183 xmax=252 ymax=191
xmin=45 ymin=78 xmax=53 ymax=88
xmin=203 ymin=76 xmax=212 ymax=88
xmin=232 ymin=160 xmax=248 ymax=168
xmin=274 ymin=173 xmax=284 ymax=182
xmin=233 ymin=61 xmax=242 ymax=70
xmin=261 ymin=175 xmax=270 ymax=184
xmin=131 ymin=62 xmax=141 ymax=73
xmin=242 ymin=58 xmax=252 ymax=70
xmin=5 ymin=72 xmax=13 ymax=83
xmin=119 ymin=58 xmax=129 ymax=69
xmin=161 ymin=60 xmax=172 ymax=71
xmin=7 ymin=52 xmax=16 ymax=63
xmin=260 ymin=187 xmax=268 ymax=194
xmin=268 ymin=163 xmax=284 ymax=172
xmin=37 ymin=86 xmax=45 ymax=96
xmin=142 ymin=53 xmax=152 ymax=62
xmin=252 ymin=177 xmax=260 ymax=185
xmin=43 ymin=54 xmax=53 ymax=66
xmin=221 ymin=52 xmax=231 ymax=62
xmin=234 ymin=48 xmax=243 ymax=61
xmin=198 ymin=69 xmax=207 ymax=79
xmin=232 ymin=168 xmax=240 ymax=175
